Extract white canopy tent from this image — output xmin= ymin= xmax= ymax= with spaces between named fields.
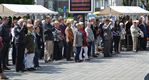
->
xmin=0 ymin=4 xmax=58 ymax=16
xmin=99 ymin=6 xmax=149 ymax=16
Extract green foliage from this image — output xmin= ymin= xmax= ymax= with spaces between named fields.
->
xmin=0 ymin=0 xmax=34 ymax=4
xmin=122 ymin=0 xmax=133 ymax=6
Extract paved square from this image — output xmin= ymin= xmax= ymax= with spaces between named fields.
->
xmin=5 ymin=51 xmax=149 ymax=80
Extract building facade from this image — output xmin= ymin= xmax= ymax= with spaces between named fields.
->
xmin=35 ymin=0 xmax=144 ymax=12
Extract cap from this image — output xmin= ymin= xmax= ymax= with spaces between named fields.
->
xmin=78 ymin=22 xmax=83 ymax=25
xmin=133 ymin=20 xmax=139 ymax=23
xmin=54 ymin=20 xmax=59 ymax=24
xmin=45 ymin=16 xmax=51 ymax=19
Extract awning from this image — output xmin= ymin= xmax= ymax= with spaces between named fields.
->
xmin=0 ymin=4 xmax=58 ymax=16
xmin=99 ymin=6 xmax=149 ymax=16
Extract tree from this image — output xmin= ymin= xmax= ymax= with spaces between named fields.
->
xmin=0 ymin=0 xmax=34 ymax=4
xmin=140 ymin=0 xmax=149 ymax=10
xmin=123 ymin=0 xmax=134 ymax=6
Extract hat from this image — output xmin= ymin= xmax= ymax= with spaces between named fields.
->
xmin=45 ymin=16 xmax=51 ymax=19
xmin=54 ymin=20 xmax=59 ymax=24
xmin=119 ymin=22 xmax=123 ymax=26
xmin=133 ymin=20 xmax=139 ymax=23
xmin=58 ymin=16 xmax=64 ymax=21
xmin=78 ymin=22 xmax=83 ymax=25
xmin=17 ymin=18 xmax=24 ymax=25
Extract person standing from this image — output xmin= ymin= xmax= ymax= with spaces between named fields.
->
xmin=65 ymin=21 xmax=74 ymax=61
xmin=113 ymin=20 xmax=121 ymax=54
xmin=130 ymin=20 xmax=142 ymax=52
xmin=79 ymin=22 xmax=89 ymax=61
xmin=24 ymin=19 xmax=36 ymax=71
xmin=0 ymin=17 xmax=11 ymax=70
xmin=119 ymin=22 xmax=126 ymax=51
xmin=0 ymin=31 xmax=8 ymax=79
xmin=90 ymin=18 xmax=99 ymax=57
xmin=102 ymin=19 xmax=113 ymax=57
xmin=43 ymin=16 xmax=54 ymax=63
xmin=53 ymin=21 xmax=63 ymax=60
xmin=85 ymin=22 xmax=94 ymax=59
xmin=34 ymin=20 xmax=42 ymax=68
xmin=58 ymin=17 xmax=67 ymax=59
xmin=14 ymin=19 xmax=28 ymax=72
xmin=11 ymin=18 xmax=18 ymax=65
xmin=74 ymin=23 xmax=83 ymax=62
xmin=138 ymin=16 xmax=147 ymax=50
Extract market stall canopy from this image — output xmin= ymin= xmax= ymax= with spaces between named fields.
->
xmin=0 ymin=4 xmax=58 ymax=16
xmin=99 ymin=6 xmax=149 ymax=16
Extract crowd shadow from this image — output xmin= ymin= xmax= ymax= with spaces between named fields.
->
xmin=33 ymin=65 xmax=66 ymax=74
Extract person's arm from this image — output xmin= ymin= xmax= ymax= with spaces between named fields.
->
xmin=73 ymin=31 xmax=77 ymax=47
xmin=65 ymin=28 xmax=69 ymax=42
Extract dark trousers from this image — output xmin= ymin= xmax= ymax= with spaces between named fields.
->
xmin=88 ymin=42 xmax=92 ymax=58
xmin=0 ymin=48 xmax=3 ymax=73
xmin=113 ymin=36 xmax=120 ymax=53
xmin=34 ymin=48 xmax=41 ymax=67
xmin=1 ymin=43 xmax=10 ymax=68
xmin=15 ymin=43 xmax=25 ymax=72
xmin=75 ymin=47 xmax=81 ymax=61
xmin=12 ymin=42 xmax=16 ymax=65
xmin=53 ymin=41 xmax=62 ymax=60
xmin=66 ymin=42 xmax=73 ymax=60
xmin=62 ymin=40 xmax=67 ymax=58
xmin=40 ymin=43 xmax=44 ymax=59
xmin=103 ymin=40 xmax=112 ymax=57
xmin=140 ymin=37 xmax=147 ymax=50
xmin=91 ymin=41 xmax=95 ymax=56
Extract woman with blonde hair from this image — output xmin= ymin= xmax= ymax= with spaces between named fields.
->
xmin=65 ymin=21 xmax=74 ymax=61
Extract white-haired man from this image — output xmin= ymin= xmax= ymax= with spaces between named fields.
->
xmin=14 ymin=18 xmax=28 ymax=72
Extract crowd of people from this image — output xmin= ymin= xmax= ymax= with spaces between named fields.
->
xmin=0 ymin=15 xmax=149 ymax=79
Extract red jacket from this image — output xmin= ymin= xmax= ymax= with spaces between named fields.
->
xmin=80 ymin=28 xmax=88 ymax=46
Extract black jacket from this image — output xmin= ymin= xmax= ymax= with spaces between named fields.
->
xmin=34 ymin=33 xmax=43 ymax=49
xmin=0 ymin=23 xmax=11 ymax=43
xmin=14 ymin=24 xmax=28 ymax=44
xmin=43 ymin=23 xmax=54 ymax=41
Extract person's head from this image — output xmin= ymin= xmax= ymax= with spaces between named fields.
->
xmin=17 ymin=18 xmax=24 ymax=27
xmin=76 ymin=23 xmax=81 ymax=30
xmin=133 ymin=20 xmax=139 ymax=27
xmin=139 ymin=16 xmax=145 ymax=23
xmin=58 ymin=16 xmax=64 ymax=24
xmin=34 ymin=19 xmax=41 ymax=27
xmin=66 ymin=20 xmax=71 ymax=27
xmin=2 ymin=17 xmax=9 ymax=25
xmin=34 ymin=26 xmax=40 ymax=33
xmin=87 ymin=22 xmax=91 ymax=27
xmin=89 ymin=17 xmax=95 ymax=25
xmin=27 ymin=19 xmax=32 ymax=24
xmin=104 ymin=19 xmax=111 ymax=25
xmin=119 ymin=22 xmax=124 ymax=27
xmin=78 ymin=22 xmax=84 ymax=29
xmin=54 ymin=20 xmax=60 ymax=28
xmin=45 ymin=16 xmax=51 ymax=23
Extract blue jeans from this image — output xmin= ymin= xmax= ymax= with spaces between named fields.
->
xmin=75 ymin=47 xmax=81 ymax=61
xmin=91 ymin=41 xmax=95 ymax=56
xmin=34 ymin=48 xmax=41 ymax=67
xmin=88 ymin=42 xmax=92 ymax=58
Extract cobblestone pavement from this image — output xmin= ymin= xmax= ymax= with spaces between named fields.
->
xmin=5 ymin=51 xmax=149 ymax=80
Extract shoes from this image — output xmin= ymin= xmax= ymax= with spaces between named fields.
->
xmin=67 ymin=59 xmax=73 ymax=61
xmin=85 ymin=59 xmax=90 ymax=61
xmin=92 ymin=55 xmax=98 ymax=57
xmin=27 ymin=68 xmax=36 ymax=71
xmin=3 ymin=67 xmax=11 ymax=70
xmin=0 ymin=73 xmax=8 ymax=79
